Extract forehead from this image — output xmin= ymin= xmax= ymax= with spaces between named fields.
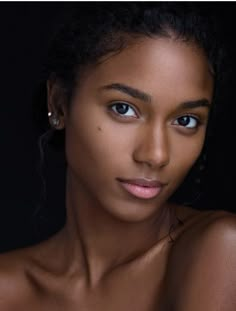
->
xmin=77 ymin=37 xmax=214 ymax=103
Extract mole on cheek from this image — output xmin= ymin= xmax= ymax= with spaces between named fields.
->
xmin=97 ymin=126 xmax=102 ymax=132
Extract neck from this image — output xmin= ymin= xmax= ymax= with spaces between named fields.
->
xmin=59 ymin=170 xmax=175 ymax=286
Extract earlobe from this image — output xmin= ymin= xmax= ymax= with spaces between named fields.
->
xmin=47 ymin=79 xmax=66 ymax=130
xmin=48 ymin=111 xmax=61 ymax=128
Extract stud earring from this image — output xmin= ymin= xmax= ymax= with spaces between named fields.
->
xmin=48 ymin=111 xmax=60 ymax=127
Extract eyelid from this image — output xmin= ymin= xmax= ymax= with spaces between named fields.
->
xmin=108 ymin=100 xmax=140 ymax=118
xmin=173 ymin=114 xmax=202 ymax=129
xmin=109 ymin=100 xmax=136 ymax=108
xmin=174 ymin=113 xmax=202 ymax=122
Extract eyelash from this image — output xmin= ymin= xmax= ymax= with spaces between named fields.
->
xmin=173 ymin=114 xmax=201 ymax=129
xmin=108 ymin=102 xmax=202 ymax=129
xmin=108 ymin=102 xmax=138 ymax=119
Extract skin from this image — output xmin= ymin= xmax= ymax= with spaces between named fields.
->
xmin=0 ymin=37 xmax=235 ymax=310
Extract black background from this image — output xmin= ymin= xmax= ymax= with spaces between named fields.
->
xmin=0 ymin=2 xmax=236 ymax=252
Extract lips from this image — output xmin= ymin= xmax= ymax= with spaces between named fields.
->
xmin=117 ymin=178 xmax=166 ymax=199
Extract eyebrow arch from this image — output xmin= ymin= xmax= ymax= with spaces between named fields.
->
xmin=101 ymin=83 xmax=211 ymax=109
xmin=100 ymin=83 xmax=151 ymax=103
xmin=179 ymin=99 xmax=211 ymax=110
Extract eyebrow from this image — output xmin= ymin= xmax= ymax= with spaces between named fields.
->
xmin=100 ymin=83 xmax=211 ymax=109
xmin=100 ymin=83 xmax=151 ymax=103
xmin=179 ymin=99 xmax=211 ymax=110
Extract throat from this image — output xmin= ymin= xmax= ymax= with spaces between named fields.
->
xmin=61 ymin=200 xmax=176 ymax=286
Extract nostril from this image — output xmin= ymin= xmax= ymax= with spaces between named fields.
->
xmin=132 ymin=126 xmax=170 ymax=168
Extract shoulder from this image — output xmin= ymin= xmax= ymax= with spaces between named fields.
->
xmin=0 ymin=248 xmax=31 ymax=307
xmin=171 ymin=209 xmax=236 ymax=311
xmin=0 ymin=232 xmax=68 ymax=308
xmin=0 ymin=241 xmax=51 ymax=308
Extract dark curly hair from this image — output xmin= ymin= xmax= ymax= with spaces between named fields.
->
xmin=33 ymin=2 xmax=224 ymax=228
xmin=34 ymin=2 xmax=222 ymax=131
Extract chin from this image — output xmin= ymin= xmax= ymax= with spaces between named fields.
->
xmin=102 ymin=197 xmax=166 ymax=223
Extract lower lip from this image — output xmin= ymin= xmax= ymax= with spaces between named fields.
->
xmin=119 ymin=181 xmax=162 ymax=199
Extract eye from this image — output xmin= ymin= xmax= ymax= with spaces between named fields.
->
xmin=173 ymin=115 xmax=199 ymax=129
xmin=109 ymin=102 xmax=138 ymax=118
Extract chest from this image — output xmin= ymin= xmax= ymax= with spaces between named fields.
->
xmin=14 ymin=244 xmax=175 ymax=311
xmin=21 ymin=277 xmax=168 ymax=311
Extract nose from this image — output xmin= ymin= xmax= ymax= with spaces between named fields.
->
xmin=133 ymin=123 xmax=170 ymax=169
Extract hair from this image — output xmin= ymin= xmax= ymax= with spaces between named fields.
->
xmin=34 ymin=2 xmax=223 ymax=136
xmin=32 ymin=3 xmax=225 ymax=238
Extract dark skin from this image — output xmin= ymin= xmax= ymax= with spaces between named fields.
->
xmin=0 ymin=37 xmax=236 ymax=310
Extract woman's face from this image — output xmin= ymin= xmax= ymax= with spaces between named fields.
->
xmin=62 ymin=37 xmax=213 ymax=222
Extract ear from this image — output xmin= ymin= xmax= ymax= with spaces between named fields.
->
xmin=47 ymin=78 xmax=68 ymax=130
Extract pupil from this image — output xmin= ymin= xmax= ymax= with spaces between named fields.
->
xmin=179 ymin=116 xmax=190 ymax=126
xmin=117 ymin=104 xmax=128 ymax=114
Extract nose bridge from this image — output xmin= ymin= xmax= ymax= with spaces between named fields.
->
xmin=133 ymin=121 xmax=170 ymax=168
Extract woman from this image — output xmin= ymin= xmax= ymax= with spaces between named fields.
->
xmin=0 ymin=3 xmax=235 ymax=310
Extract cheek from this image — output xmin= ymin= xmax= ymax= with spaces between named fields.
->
xmin=64 ymin=115 xmax=133 ymax=182
xmin=172 ymin=134 xmax=205 ymax=179
xmin=65 ymin=124 xmax=109 ymax=170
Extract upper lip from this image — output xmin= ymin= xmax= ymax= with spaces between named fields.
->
xmin=117 ymin=178 xmax=166 ymax=188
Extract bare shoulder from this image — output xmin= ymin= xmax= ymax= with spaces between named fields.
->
xmin=0 ymin=246 xmax=35 ymax=308
xmin=170 ymin=208 xmax=236 ymax=311
xmin=0 ymin=236 xmax=58 ymax=309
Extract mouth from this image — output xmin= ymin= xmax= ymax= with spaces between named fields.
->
xmin=116 ymin=178 xmax=166 ymax=200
